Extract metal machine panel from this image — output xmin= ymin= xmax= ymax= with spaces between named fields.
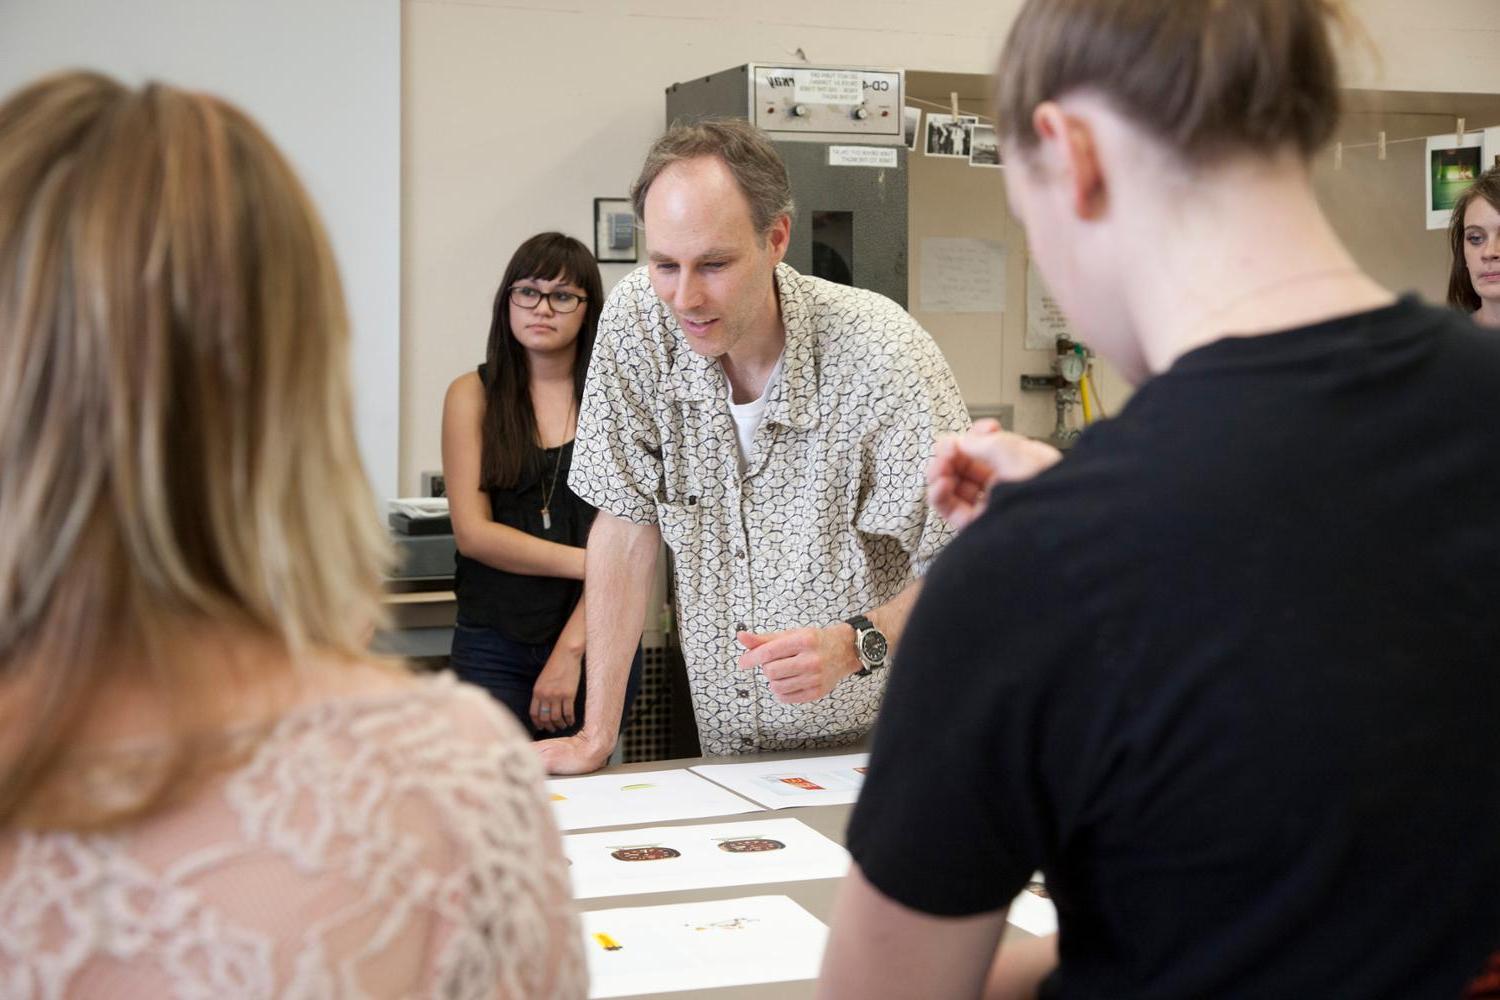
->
xmin=777 ymin=141 xmax=907 ymax=307
xmin=664 ymin=63 xmax=909 ymax=308
xmin=748 ymin=64 xmax=903 ymax=142
xmin=666 ymin=64 xmax=904 ymax=145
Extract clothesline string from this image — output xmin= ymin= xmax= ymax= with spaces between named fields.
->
xmin=904 ymin=95 xmax=1499 ymax=154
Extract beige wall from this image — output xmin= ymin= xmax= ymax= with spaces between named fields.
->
xmin=401 ymin=0 xmax=1500 ymax=493
xmin=905 ymin=75 xmax=1130 ymax=440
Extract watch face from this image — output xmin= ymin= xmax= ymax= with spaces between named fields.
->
xmin=859 ymin=629 xmax=888 ymax=664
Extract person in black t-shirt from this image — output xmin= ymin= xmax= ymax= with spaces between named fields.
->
xmin=819 ymin=3 xmax=1500 ymax=999
xmin=442 ymin=233 xmax=641 ymax=738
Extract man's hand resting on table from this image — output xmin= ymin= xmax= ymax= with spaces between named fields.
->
xmin=536 ymin=732 xmax=613 ymax=775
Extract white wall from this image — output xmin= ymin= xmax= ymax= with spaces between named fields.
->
xmin=1339 ymin=0 xmax=1500 ymax=93
xmin=0 ymin=0 xmax=402 ymax=499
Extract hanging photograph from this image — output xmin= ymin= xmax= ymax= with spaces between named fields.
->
xmin=1426 ymin=133 xmax=1484 ymax=230
xmin=923 ymin=112 xmax=973 ymax=158
xmin=594 ymin=197 xmax=638 ymax=262
xmin=970 ymin=123 xmax=1002 ymax=167
xmin=902 ymin=106 xmax=921 ymax=151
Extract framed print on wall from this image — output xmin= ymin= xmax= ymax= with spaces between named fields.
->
xmin=594 ymin=197 xmax=638 ymax=263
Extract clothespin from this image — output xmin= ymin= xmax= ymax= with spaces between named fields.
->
xmin=1334 ymin=141 xmax=1342 ymax=170
xmin=1377 ymin=131 xmax=1387 ymax=161
xmin=950 ymin=91 xmax=960 ymax=120
xmin=1457 ymin=117 xmax=1467 ymax=145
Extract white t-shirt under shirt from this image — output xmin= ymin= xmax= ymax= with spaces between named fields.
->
xmin=725 ymin=351 xmax=785 ymax=474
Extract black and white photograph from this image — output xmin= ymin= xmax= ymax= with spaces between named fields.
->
xmin=903 ymin=106 xmax=921 ymax=151
xmin=924 ymin=112 xmax=974 ymax=158
xmin=969 ymin=123 xmax=1002 ymax=167
xmin=593 ymin=197 xmax=638 ymax=263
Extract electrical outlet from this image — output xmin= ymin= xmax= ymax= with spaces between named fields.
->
xmin=420 ymin=470 xmax=446 ymax=498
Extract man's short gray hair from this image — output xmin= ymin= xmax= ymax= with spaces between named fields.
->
xmin=629 ymin=118 xmax=796 ymax=235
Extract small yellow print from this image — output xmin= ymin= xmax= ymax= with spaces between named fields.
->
xmin=593 ymin=932 xmax=623 ymax=952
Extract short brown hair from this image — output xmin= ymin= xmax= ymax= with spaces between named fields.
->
xmin=0 ymin=72 xmax=391 ymax=828
xmin=1447 ymin=165 xmax=1500 ymax=312
xmin=630 ymin=118 xmax=794 ymax=234
xmin=994 ymin=0 xmax=1347 ymax=164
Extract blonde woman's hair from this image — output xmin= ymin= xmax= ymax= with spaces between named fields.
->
xmin=0 ymin=72 xmax=391 ymax=828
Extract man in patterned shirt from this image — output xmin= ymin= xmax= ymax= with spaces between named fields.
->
xmin=536 ymin=119 xmax=968 ymax=773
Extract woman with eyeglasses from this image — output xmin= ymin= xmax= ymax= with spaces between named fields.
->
xmin=442 ymin=233 xmax=642 ymax=738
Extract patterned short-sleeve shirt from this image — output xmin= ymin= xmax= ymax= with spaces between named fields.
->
xmin=570 ymin=263 xmax=969 ymax=756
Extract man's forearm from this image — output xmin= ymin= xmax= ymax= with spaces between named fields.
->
xmin=580 ymin=512 xmax=660 ymax=752
xmin=865 ymin=578 xmax=923 ymax=659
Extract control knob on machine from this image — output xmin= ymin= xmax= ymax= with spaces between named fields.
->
xmin=791 ymin=104 xmax=809 ymax=117
xmin=852 ymin=106 xmax=869 ymax=120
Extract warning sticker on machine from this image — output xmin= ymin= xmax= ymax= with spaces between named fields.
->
xmin=828 ymin=145 xmax=899 ymax=168
xmin=793 ymin=69 xmax=862 ymax=105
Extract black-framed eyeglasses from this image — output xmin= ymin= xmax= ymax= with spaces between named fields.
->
xmin=508 ymin=285 xmax=587 ymax=314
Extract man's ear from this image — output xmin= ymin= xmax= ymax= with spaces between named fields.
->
xmin=1033 ymin=102 xmax=1107 ymax=221
xmin=764 ymin=213 xmax=792 ymax=265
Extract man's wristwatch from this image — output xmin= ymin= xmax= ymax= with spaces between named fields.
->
xmin=845 ymin=614 xmax=889 ymax=676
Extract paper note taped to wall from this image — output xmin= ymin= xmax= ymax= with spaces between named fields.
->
xmin=828 ymin=145 xmax=899 ymax=168
xmin=919 ymin=237 xmax=1005 ymax=313
xmin=1026 ymin=259 xmax=1072 ymax=349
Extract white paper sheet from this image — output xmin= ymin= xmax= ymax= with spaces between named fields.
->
xmin=919 ymin=237 xmax=1005 ymax=313
xmin=580 ymin=895 xmax=829 ymax=998
xmin=690 ymin=752 xmax=869 ymax=809
xmin=1026 ymin=259 xmax=1072 ymax=350
xmin=1007 ymin=879 xmax=1059 ymax=936
xmin=565 ymin=817 xmax=850 ymax=899
xmin=547 ymin=768 xmax=761 ymax=832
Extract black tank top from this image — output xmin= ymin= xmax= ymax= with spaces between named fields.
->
xmin=453 ymin=364 xmax=596 ymax=644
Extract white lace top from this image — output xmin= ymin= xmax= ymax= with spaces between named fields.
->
xmin=0 ymin=672 xmax=586 ymax=999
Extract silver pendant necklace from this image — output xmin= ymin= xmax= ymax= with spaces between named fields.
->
xmin=539 ymin=396 xmax=575 ymax=532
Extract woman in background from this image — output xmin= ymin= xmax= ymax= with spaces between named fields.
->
xmin=442 ymin=234 xmax=641 ymax=739
xmin=1448 ymin=164 xmax=1500 ymax=329
xmin=0 ymin=72 xmax=583 ymax=998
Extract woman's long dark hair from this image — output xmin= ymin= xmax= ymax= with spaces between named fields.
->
xmin=1447 ymin=165 xmax=1500 ymax=313
xmin=480 ymin=233 xmax=603 ymax=490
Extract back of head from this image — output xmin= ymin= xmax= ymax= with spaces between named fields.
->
xmin=0 ymin=72 xmax=389 ymax=828
xmin=1448 ymin=165 xmax=1500 ymax=311
xmin=630 ymin=118 xmax=795 ymax=234
xmin=994 ymin=0 xmax=1346 ymax=164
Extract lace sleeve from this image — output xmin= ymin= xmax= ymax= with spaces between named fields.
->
xmin=0 ymin=673 xmax=587 ymax=1000
xmin=416 ymin=682 xmax=586 ymax=1000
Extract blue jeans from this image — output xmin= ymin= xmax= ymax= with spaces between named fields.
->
xmin=449 ymin=617 xmax=643 ymax=741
